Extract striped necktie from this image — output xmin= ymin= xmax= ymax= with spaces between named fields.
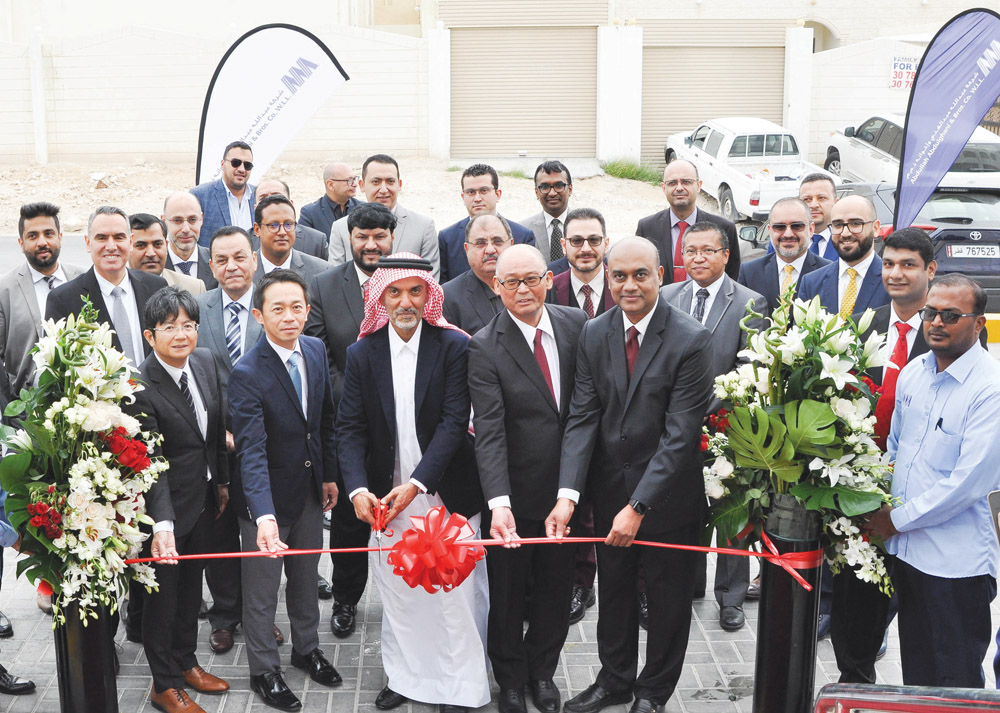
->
xmin=226 ymin=302 xmax=243 ymax=365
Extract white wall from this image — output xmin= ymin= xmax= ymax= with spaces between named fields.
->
xmin=596 ymin=25 xmax=643 ymax=162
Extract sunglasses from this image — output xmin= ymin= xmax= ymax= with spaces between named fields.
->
xmin=918 ymin=307 xmax=981 ymax=325
xmin=228 ymin=158 xmax=254 ymax=171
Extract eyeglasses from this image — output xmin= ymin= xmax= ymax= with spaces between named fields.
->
xmin=829 ymin=219 xmax=874 ymax=234
xmin=263 ymin=221 xmax=296 ymax=232
xmin=329 ymin=176 xmax=358 ymax=186
xmin=467 ymin=237 xmax=511 ymax=249
xmin=682 ymin=247 xmax=727 ymax=257
xmin=566 ymin=236 xmax=605 ymax=248
xmin=168 ymin=216 xmax=201 ymax=226
xmin=153 ymin=322 xmax=199 ymax=335
xmin=770 ymin=222 xmax=809 ymax=233
xmin=664 ymin=178 xmax=698 ymax=188
xmin=463 ymin=187 xmax=495 ymax=197
xmin=228 ymin=158 xmax=254 ymax=171
xmin=497 ymin=274 xmax=546 ymax=290
xmin=536 ymin=182 xmax=568 ymax=193
xmin=918 ymin=307 xmax=981 ymax=324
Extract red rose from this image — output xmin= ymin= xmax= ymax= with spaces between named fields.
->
xmin=35 ymin=502 xmax=49 ymax=515
xmin=708 ymin=414 xmax=718 ymax=428
xmin=718 ymin=408 xmax=729 ymax=418
xmin=699 ymin=434 xmax=710 ymax=451
xmin=47 ymin=485 xmax=55 ymax=494
xmin=26 ymin=503 xmax=36 ymax=516
xmin=29 ymin=515 xmax=46 ymax=528
xmin=717 ymin=417 xmax=731 ymax=431
xmin=49 ymin=511 xmax=62 ymax=525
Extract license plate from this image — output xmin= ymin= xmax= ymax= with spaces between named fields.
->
xmin=946 ymin=244 xmax=1000 ymax=258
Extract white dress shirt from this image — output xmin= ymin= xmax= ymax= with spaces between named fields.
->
xmin=689 ymin=273 xmax=725 ymax=325
xmin=259 ymin=251 xmax=292 ymax=274
xmin=225 ymin=184 xmax=253 ymax=231
xmin=885 ymin=304 xmax=922 ymax=361
xmin=774 ymin=251 xmax=809 ymax=295
xmin=167 ymin=245 xmax=198 ymax=277
xmin=222 ymin=286 xmax=254 ymax=353
xmin=354 ymin=263 xmax=372 ymax=299
xmin=814 ymin=226 xmax=833 ymax=257
xmin=27 ymin=264 xmax=68 ymax=318
xmin=569 ymin=270 xmax=605 ymax=311
xmin=837 ymin=250 xmax=876 ymax=308
xmin=93 ymin=270 xmax=144 ymax=363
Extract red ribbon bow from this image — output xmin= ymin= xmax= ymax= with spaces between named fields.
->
xmin=386 ymin=506 xmax=485 ymax=593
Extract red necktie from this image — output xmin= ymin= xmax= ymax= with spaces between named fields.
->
xmin=626 ymin=326 xmax=640 ymax=380
xmin=534 ymin=329 xmax=556 ymax=402
xmin=673 ymin=220 xmax=689 ymax=283
xmin=580 ymin=284 xmax=595 ymax=319
xmin=873 ymin=322 xmax=911 ymax=451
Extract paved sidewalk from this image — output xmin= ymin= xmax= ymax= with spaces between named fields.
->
xmin=0 ymin=550 xmax=996 ymax=713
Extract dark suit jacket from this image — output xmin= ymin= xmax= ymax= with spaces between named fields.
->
xmin=558 ymin=299 xmax=713 ymax=533
xmin=130 ymin=349 xmax=228 ymax=536
xmin=469 ymin=306 xmax=587 ymax=521
xmin=165 ymin=246 xmax=219 ymax=291
xmin=228 ymin=335 xmax=338 ymax=524
xmin=190 ymin=179 xmax=256 ymax=248
xmin=437 ymin=216 xmax=536 ymax=283
xmin=796 ymin=254 xmax=890 ymax=316
xmin=442 ymin=269 xmax=502 ymax=337
xmin=304 ymin=262 xmax=364 ymax=402
xmin=336 ymin=324 xmax=483 ymax=518
xmin=737 ymin=251 xmax=831 ymax=313
xmin=546 ymin=269 xmax=615 ymax=315
xmin=45 ymin=268 xmax=167 ymax=358
xmin=299 ymin=195 xmax=359 ymax=244
xmin=248 ymin=225 xmax=328 ymax=261
xmin=635 ymin=208 xmax=741 ymax=283
xmin=252 ymin=249 xmax=331 ymax=284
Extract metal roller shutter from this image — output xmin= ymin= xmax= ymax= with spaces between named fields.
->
xmin=450 ymin=27 xmax=597 ymax=158
xmin=640 ymin=45 xmax=786 ymax=168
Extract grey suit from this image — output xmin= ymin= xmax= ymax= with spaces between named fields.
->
xmin=660 ymin=275 xmax=767 ymax=608
xmin=165 ymin=246 xmax=219 ymax=291
xmin=441 ymin=269 xmax=502 ymax=337
xmin=521 ymin=212 xmax=556 ymax=259
xmin=252 ymin=249 xmax=330 ymax=285
xmin=195 ymin=288 xmax=265 ymax=393
xmin=328 ymin=203 xmax=440 ymax=279
xmin=0 ymin=261 xmax=84 ymax=395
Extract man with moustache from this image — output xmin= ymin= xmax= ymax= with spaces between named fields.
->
xmin=470 ymin=245 xmax=587 ymax=713
xmin=305 ymin=202 xmax=397 ymax=638
xmin=254 ymin=178 xmax=330 ymax=260
xmin=442 ymin=214 xmax=514 ymax=336
xmin=251 ymin=195 xmax=330 ymax=284
xmin=300 ymin=162 xmax=361 ymax=239
xmin=797 ymin=195 xmax=889 ymax=318
xmin=129 ymin=214 xmax=206 ymax=295
xmin=521 ymin=161 xmax=574 ymax=270
xmin=162 ymin=192 xmax=218 ymax=290
xmin=866 ymin=274 xmax=1000 ymax=688
xmin=191 ymin=141 xmax=256 ymax=246
xmin=766 ymin=174 xmax=840 ymax=261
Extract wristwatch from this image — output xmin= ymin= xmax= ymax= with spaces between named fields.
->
xmin=628 ymin=498 xmax=649 ymax=516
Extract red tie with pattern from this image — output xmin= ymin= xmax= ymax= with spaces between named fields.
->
xmin=626 ymin=326 xmax=640 ymax=380
xmin=873 ymin=322 xmax=911 ymax=451
xmin=580 ymin=284 xmax=595 ymax=319
xmin=534 ymin=329 xmax=556 ymax=402
xmin=673 ymin=221 xmax=689 ymax=283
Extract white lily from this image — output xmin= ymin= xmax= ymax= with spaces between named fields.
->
xmin=819 ymin=352 xmax=857 ymax=390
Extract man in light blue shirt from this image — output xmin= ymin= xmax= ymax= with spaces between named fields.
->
xmin=867 ymin=273 xmax=1000 ymax=688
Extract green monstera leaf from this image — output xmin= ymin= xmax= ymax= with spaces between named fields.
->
xmin=790 ymin=482 xmax=884 ymax=517
xmin=725 ymin=405 xmax=802 ymax=483
xmin=784 ymin=399 xmax=838 ymax=457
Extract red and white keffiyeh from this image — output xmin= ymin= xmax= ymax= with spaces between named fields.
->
xmin=357 ymin=252 xmax=468 ymax=339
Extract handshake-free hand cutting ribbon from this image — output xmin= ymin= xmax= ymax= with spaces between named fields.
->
xmin=126 ymin=505 xmax=822 ymax=592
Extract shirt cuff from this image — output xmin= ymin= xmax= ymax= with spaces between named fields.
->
xmin=152 ymin=520 xmax=174 ymax=534
xmin=558 ymin=488 xmax=580 ymax=504
xmin=889 ymin=505 xmax=910 ymax=533
xmin=255 ymin=514 xmax=277 ymax=526
xmin=488 ymin=496 xmax=512 ymax=510
xmin=409 ymin=478 xmax=428 ymax=494
xmin=349 ymin=487 xmax=370 ymax=502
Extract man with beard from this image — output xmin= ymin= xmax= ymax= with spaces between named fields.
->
xmin=191 ymin=141 xmax=256 ymax=247
xmin=766 ymin=174 xmax=840 ymax=261
xmin=304 ymin=202 xmax=396 ymax=638
xmin=162 ymin=192 xmax=218 ymax=290
xmin=797 ymin=194 xmax=889 ymax=318
xmin=442 ymin=214 xmax=513 ymax=336
xmin=522 ymin=161 xmax=574 ymax=273
xmin=0 ymin=201 xmax=83 ymax=619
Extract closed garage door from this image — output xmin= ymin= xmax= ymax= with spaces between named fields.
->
xmin=640 ymin=42 xmax=785 ymax=168
xmin=450 ymin=27 xmax=597 ymax=158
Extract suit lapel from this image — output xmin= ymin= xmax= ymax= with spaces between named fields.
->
xmin=821 ymin=267 xmax=839 ymax=312
xmin=499 ymin=313 xmax=558 ymax=414
xmin=599 ymin=271 xmax=615 ymax=314
xmin=341 ymin=265 xmax=365 ymax=328
xmin=215 ymin=182 xmax=231 ymax=224
xmin=393 ymin=207 xmax=409 ymax=251
xmin=469 ymin=274 xmax=499 ymax=325
xmin=704 ymin=277 xmax=734 ymax=334
xmin=607 ymin=312 xmax=629 ymax=406
xmin=370 ymin=331 xmax=396 ymax=432
xmin=677 ymin=281 xmax=694 ymax=314
xmin=149 ymin=357 xmax=202 ymax=439
xmin=261 ymin=341 xmax=306 ymax=421
xmin=625 ymin=302 xmax=666 ymax=410
xmin=855 ymin=257 xmax=882 ymax=312
xmin=550 ymin=309 xmax=576 ymax=417
xmin=763 ymin=255 xmax=780 ymax=305
xmin=414 ymin=325 xmax=441 ymax=418
xmin=15 ymin=268 xmax=43 ymax=338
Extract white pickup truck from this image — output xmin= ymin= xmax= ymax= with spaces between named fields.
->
xmin=664 ymin=117 xmax=836 ymax=223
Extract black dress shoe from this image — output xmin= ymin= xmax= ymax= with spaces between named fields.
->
xmin=318 ymin=576 xmax=333 ymax=600
xmin=719 ymin=605 xmax=745 ymax=632
xmin=439 ymin=706 xmax=468 ymax=713
xmin=564 ymin=683 xmax=632 ymax=713
xmin=498 ymin=688 xmax=527 ymax=713
xmin=290 ymin=648 xmax=342 ymax=687
xmin=638 ymin=592 xmax=649 ymax=631
xmin=375 ymin=685 xmax=407 ymax=710
xmin=330 ymin=601 xmax=357 ymax=638
xmin=629 ymin=698 xmax=660 ymax=713
xmin=0 ymin=665 xmax=34 ymax=695
xmin=529 ymin=679 xmax=560 ymax=712
xmin=250 ymin=671 xmax=302 ymax=711
xmin=568 ymin=586 xmax=596 ymax=625
xmin=0 ymin=611 xmax=12 ymax=639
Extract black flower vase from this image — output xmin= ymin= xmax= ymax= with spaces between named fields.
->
xmin=52 ymin=599 xmax=119 ymax=713
xmin=752 ymin=493 xmax=823 ymax=713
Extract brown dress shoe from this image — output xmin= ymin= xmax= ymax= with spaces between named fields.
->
xmin=183 ymin=665 xmax=229 ymax=693
xmin=150 ymin=688 xmax=206 ymax=713
xmin=274 ymin=624 xmax=285 ymax=645
xmin=208 ymin=628 xmax=234 ymax=654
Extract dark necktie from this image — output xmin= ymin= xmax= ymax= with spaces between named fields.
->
xmin=226 ymin=302 xmax=243 ymax=365
xmin=673 ymin=221 xmax=689 ymax=283
xmin=625 ymin=326 xmax=639 ymax=380
xmin=179 ymin=372 xmax=197 ymax=418
xmin=42 ymin=275 xmax=56 ymax=290
xmin=693 ymin=288 xmax=709 ymax=323
xmin=550 ymin=219 xmax=563 ymax=262
xmin=580 ymin=284 xmax=595 ymax=319
xmin=873 ymin=322 xmax=912 ymax=451
xmin=533 ymin=329 xmax=556 ymax=403
xmin=177 ymin=261 xmax=193 ymax=276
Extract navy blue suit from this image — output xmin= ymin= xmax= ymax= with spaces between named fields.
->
xmin=336 ymin=324 xmax=483 ymax=518
xmin=738 ymin=251 xmax=832 ymax=313
xmin=767 ymin=233 xmax=838 ymax=261
xmin=796 ymin=254 xmax=889 ymax=316
xmin=438 ymin=216 xmax=535 ymax=283
xmin=190 ymin=179 xmax=256 ymax=248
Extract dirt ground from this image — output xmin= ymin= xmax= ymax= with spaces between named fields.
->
xmin=0 ymin=157 xmax=719 ymax=240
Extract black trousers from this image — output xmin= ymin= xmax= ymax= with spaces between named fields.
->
xmin=328 ymin=484 xmax=370 ymax=605
xmin=593 ymin=517 xmax=700 ymax=704
xmin=486 ymin=516 xmax=575 ymax=689
xmin=143 ymin=497 xmax=214 ymax=693
xmin=571 ymin=502 xmax=597 ymax=589
xmin=895 ymin=557 xmax=996 ymax=688
xmin=205 ymin=487 xmax=242 ymax=632
xmin=830 ymin=563 xmax=893 ymax=684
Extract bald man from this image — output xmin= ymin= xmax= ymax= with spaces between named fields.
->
xmin=162 ymin=192 xmax=219 ymax=290
xmin=300 ymin=162 xmax=361 ymax=240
